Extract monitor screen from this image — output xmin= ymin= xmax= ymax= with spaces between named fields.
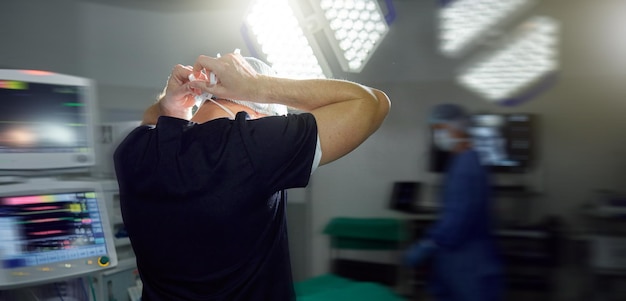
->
xmin=0 ymin=70 xmax=96 ymax=171
xmin=471 ymin=114 xmax=533 ymax=171
xmin=0 ymin=191 xmax=107 ymax=269
xmin=389 ymin=182 xmax=421 ymax=213
xmin=0 ymin=180 xmax=117 ymax=289
xmin=429 ymin=113 xmax=534 ymax=173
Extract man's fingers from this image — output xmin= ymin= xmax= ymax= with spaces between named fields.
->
xmin=168 ymin=83 xmax=195 ymax=105
xmin=192 ymin=51 xmax=241 ymax=77
xmin=170 ymin=64 xmax=193 ymax=85
xmin=192 ymin=55 xmax=219 ymax=74
xmin=189 ymin=80 xmax=221 ymax=97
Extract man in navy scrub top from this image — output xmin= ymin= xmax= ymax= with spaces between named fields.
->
xmin=114 ymin=52 xmax=391 ymax=301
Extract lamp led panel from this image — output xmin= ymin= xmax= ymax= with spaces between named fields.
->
xmin=457 ymin=16 xmax=559 ymax=102
xmin=319 ymin=0 xmax=390 ymax=72
xmin=439 ymin=0 xmax=534 ymax=57
xmin=245 ymin=0 xmax=329 ymax=79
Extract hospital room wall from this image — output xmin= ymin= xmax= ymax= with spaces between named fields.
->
xmin=0 ymin=0 xmax=145 ymax=121
xmin=0 ymin=0 xmax=246 ymax=122
xmin=307 ymin=0 xmax=626 ymax=277
xmin=0 ymin=1 xmax=81 ymax=76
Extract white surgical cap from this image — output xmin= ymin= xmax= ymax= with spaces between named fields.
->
xmin=227 ymin=57 xmax=288 ymax=116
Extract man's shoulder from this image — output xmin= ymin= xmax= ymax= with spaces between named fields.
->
xmin=249 ymin=112 xmax=316 ymax=125
xmin=118 ymin=125 xmax=152 ymax=145
xmin=240 ymin=113 xmax=317 ymax=140
xmin=113 ymin=124 xmax=157 ymax=162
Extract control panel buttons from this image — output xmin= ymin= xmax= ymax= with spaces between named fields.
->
xmin=97 ymin=256 xmax=110 ymax=267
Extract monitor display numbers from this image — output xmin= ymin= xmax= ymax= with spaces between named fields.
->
xmin=0 ymin=81 xmax=89 ymax=153
xmin=0 ymin=70 xmax=96 ymax=170
xmin=0 ymin=191 xmax=107 ymax=269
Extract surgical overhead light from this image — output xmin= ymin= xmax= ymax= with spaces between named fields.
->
xmin=319 ymin=0 xmax=391 ymax=72
xmin=243 ymin=0 xmax=395 ymax=78
xmin=457 ymin=16 xmax=559 ymax=103
xmin=244 ymin=0 xmax=329 ymax=79
xmin=439 ymin=0 xmax=535 ymax=57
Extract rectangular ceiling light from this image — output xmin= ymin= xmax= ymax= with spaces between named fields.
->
xmin=244 ymin=0 xmax=330 ymax=79
xmin=318 ymin=0 xmax=391 ymax=72
xmin=439 ymin=0 xmax=534 ymax=57
xmin=457 ymin=16 xmax=559 ymax=102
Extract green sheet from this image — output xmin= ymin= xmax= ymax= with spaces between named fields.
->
xmin=323 ymin=217 xmax=408 ymax=250
xmin=294 ymin=273 xmax=355 ymax=296
xmin=295 ymin=274 xmax=404 ymax=301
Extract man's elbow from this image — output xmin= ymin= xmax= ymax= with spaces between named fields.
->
xmin=369 ymin=89 xmax=391 ymax=131
xmin=375 ymin=89 xmax=391 ymax=115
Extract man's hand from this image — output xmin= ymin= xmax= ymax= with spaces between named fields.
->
xmin=189 ymin=53 xmax=261 ymax=103
xmin=159 ymin=64 xmax=197 ymax=120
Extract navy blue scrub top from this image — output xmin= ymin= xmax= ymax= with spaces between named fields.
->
xmin=114 ymin=112 xmax=318 ymax=301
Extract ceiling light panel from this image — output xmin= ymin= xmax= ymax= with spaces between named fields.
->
xmin=318 ymin=0 xmax=390 ymax=72
xmin=457 ymin=16 xmax=559 ymax=102
xmin=439 ymin=0 xmax=534 ymax=57
xmin=245 ymin=0 xmax=329 ymax=79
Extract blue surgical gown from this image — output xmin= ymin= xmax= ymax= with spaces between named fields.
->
xmin=426 ymin=149 xmax=503 ymax=301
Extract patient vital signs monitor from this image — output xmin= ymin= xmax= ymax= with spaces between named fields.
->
xmin=0 ymin=179 xmax=117 ymax=289
xmin=0 ymin=69 xmax=97 ymax=171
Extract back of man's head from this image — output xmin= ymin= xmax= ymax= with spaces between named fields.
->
xmin=228 ymin=57 xmax=288 ymax=116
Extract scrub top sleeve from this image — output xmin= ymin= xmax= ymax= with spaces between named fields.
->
xmin=311 ymin=135 xmax=322 ymax=174
xmin=239 ymin=113 xmax=319 ymax=191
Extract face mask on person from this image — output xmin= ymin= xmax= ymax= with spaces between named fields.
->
xmin=433 ymin=129 xmax=457 ymax=151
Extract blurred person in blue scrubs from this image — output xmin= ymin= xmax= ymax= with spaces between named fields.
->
xmin=406 ymin=104 xmax=503 ymax=301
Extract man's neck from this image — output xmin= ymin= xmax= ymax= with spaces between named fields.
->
xmin=191 ymin=100 xmax=257 ymax=123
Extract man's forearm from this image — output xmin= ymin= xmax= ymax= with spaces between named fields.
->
xmin=258 ymin=75 xmax=389 ymax=136
xmin=251 ymin=75 xmax=389 ymax=165
xmin=256 ymin=76 xmax=379 ymax=111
